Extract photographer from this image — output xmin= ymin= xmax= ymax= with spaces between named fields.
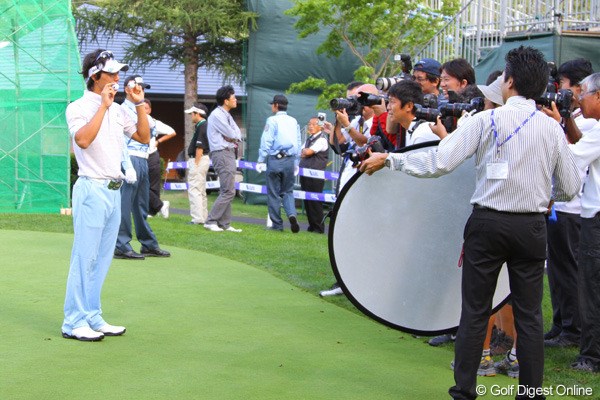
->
xmin=412 ymin=57 xmax=444 ymax=104
xmin=562 ymin=72 xmax=600 ymax=374
xmin=360 ymin=46 xmax=581 ymax=399
xmin=440 ymin=58 xmax=476 ymax=100
xmin=539 ymin=59 xmax=595 ymax=351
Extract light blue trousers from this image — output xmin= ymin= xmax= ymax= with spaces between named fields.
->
xmin=62 ymin=177 xmax=121 ymax=334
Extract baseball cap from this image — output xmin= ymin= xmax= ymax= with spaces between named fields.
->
xmin=413 ymin=58 xmax=442 ymax=77
xmin=184 ymin=102 xmax=208 ymax=116
xmin=477 ymin=75 xmax=504 ymax=106
xmin=87 ymin=50 xmax=129 ymax=77
xmin=124 ymin=75 xmax=151 ymax=89
xmin=269 ymin=94 xmax=288 ymax=106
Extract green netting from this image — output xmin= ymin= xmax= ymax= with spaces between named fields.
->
xmin=0 ymin=0 xmax=83 ymax=214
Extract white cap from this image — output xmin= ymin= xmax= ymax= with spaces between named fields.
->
xmin=88 ymin=58 xmax=129 ymax=78
xmin=477 ymin=76 xmax=504 ymax=106
xmin=184 ymin=106 xmax=207 ymax=116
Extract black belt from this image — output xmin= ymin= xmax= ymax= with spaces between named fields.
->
xmin=473 ymin=204 xmax=541 ymax=216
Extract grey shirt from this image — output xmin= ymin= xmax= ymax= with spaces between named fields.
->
xmin=207 ymin=106 xmax=242 ymax=152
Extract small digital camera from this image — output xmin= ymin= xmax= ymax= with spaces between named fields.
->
xmin=111 ymin=83 xmax=119 ymax=91
xmin=317 ymin=112 xmax=326 ymax=126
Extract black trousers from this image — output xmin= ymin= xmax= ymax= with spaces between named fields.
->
xmin=578 ymin=213 xmax=600 ymax=366
xmin=449 ymin=208 xmax=546 ymax=400
xmin=300 ymin=175 xmax=325 ymax=233
xmin=546 ymin=211 xmax=581 ymax=339
xmin=147 ymin=151 xmax=164 ymax=216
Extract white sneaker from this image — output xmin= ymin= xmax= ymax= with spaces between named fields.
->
xmin=266 ymin=214 xmax=273 ymax=228
xmin=160 ymin=201 xmax=170 ymax=219
xmin=204 ymin=223 xmax=224 ymax=232
xmin=62 ymin=326 xmax=104 ymax=341
xmin=96 ymin=323 xmax=126 ymax=336
xmin=225 ymin=226 xmax=242 ymax=232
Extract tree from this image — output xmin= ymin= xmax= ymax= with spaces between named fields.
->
xmin=284 ymin=0 xmax=460 ymax=108
xmin=73 ymin=0 xmax=257 ymax=151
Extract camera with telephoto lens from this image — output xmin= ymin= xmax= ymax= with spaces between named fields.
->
xmin=330 ymin=95 xmax=362 ymax=116
xmin=535 ymin=89 xmax=573 ymax=118
xmin=440 ymin=97 xmax=485 ymax=118
xmin=348 ymin=135 xmax=386 ymax=167
xmin=356 ymin=91 xmax=387 ymax=107
xmin=414 ymin=97 xmax=485 ymax=123
xmin=375 ymin=54 xmax=413 ymax=92
xmin=317 ymin=112 xmax=326 ymax=126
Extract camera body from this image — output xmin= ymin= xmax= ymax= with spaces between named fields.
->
xmin=111 ymin=83 xmax=119 ymax=91
xmin=317 ymin=112 xmax=327 ymax=126
xmin=330 ymin=96 xmax=362 ymax=116
xmin=356 ymin=91 xmax=387 ymax=107
xmin=535 ymin=89 xmax=573 ymax=118
xmin=348 ymin=135 xmax=386 ymax=166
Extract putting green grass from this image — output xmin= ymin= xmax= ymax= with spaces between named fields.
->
xmin=0 ymin=230 xmax=576 ymax=400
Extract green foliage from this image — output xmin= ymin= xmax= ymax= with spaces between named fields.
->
xmin=285 ymin=0 xmax=460 ymax=109
xmin=73 ymin=0 xmax=257 ymax=80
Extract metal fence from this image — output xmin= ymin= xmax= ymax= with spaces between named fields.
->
xmin=417 ymin=0 xmax=600 ymax=66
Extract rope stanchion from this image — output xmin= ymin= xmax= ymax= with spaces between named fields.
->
xmin=166 ymin=160 xmax=339 ymax=181
xmin=164 ymin=160 xmax=338 ymax=203
xmin=163 ymin=180 xmax=336 ymax=203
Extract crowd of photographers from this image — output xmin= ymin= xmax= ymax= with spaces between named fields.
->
xmin=319 ymin=50 xmax=600 ymax=398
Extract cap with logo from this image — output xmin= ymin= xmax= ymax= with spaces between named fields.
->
xmin=124 ymin=75 xmax=151 ymax=89
xmin=87 ymin=50 xmax=129 ymax=78
xmin=413 ymin=58 xmax=442 ymax=77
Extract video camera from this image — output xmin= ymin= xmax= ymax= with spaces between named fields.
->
xmin=348 ymin=135 xmax=386 ymax=167
xmin=535 ymin=89 xmax=573 ymax=119
xmin=375 ymin=54 xmax=413 ymax=92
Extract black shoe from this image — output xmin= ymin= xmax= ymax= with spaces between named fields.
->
xmin=545 ymin=335 xmax=579 ymax=348
xmin=428 ymin=333 xmax=456 ymax=346
xmin=140 ymin=247 xmax=171 ymax=257
xmin=544 ymin=325 xmax=562 ymax=340
xmin=289 ymin=216 xmax=300 ymax=233
xmin=114 ymin=250 xmax=145 ymax=260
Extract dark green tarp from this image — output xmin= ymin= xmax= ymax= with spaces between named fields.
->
xmin=244 ymin=0 xmax=360 ymax=204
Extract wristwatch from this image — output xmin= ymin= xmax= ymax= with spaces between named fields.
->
xmin=384 ymin=155 xmax=392 ymax=169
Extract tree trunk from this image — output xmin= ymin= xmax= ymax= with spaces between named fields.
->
xmin=183 ymin=35 xmax=199 ymax=162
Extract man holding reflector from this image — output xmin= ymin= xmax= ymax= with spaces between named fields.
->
xmin=359 ymin=46 xmax=581 ymax=400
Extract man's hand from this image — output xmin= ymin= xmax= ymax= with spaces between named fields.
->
xmin=359 ymin=150 xmax=388 ymax=176
xmin=370 ymin=98 xmax=387 ymax=116
xmin=125 ymin=167 xmax=137 ymax=184
xmin=322 ymin=121 xmax=334 ymax=136
xmin=126 ymin=83 xmax=145 ymax=104
xmin=539 ymin=101 xmax=561 ymax=123
xmin=101 ymin=83 xmax=117 ymax=109
xmin=256 ymin=163 xmax=267 ymax=173
xmin=430 ymin=116 xmax=448 ymax=139
xmin=335 ymin=109 xmax=351 ymax=128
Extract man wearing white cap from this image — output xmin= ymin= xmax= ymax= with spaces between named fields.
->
xmin=184 ymin=102 xmax=211 ymax=225
xmin=63 ymin=49 xmax=150 ymax=341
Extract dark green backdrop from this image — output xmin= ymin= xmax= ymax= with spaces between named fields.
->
xmin=244 ymin=0 xmax=360 ymax=204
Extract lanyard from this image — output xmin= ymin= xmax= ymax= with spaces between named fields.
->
xmin=491 ymin=109 xmax=537 ymax=153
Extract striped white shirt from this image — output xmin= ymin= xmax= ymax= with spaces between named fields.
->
xmin=386 ymin=96 xmax=581 ymax=213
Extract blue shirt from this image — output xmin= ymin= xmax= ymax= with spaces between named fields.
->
xmin=207 ymin=106 xmax=242 ymax=152
xmin=258 ymin=111 xmax=302 ymax=163
xmin=122 ymin=99 xmax=156 ymax=154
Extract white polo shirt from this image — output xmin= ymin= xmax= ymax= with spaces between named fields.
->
xmin=67 ymin=90 xmax=137 ymax=180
